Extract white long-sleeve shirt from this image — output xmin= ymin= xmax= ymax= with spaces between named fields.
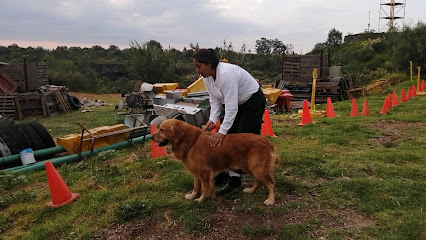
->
xmin=203 ymin=62 xmax=260 ymax=135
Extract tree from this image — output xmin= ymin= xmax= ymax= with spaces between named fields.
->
xmin=255 ymin=38 xmax=286 ymax=54
xmin=222 ymin=40 xmax=233 ymax=51
xmin=270 ymin=39 xmax=286 ymax=54
xmin=189 ymin=43 xmax=199 ymax=50
xmin=127 ymin=40 xmax=175 ymax=83
xmin=326 ymin=28 xmax=343 ymax=46
xmin=389 ymin=22 xmax=426 ymax=72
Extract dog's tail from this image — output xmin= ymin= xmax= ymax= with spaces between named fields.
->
xmin=272 ymin=153 xmax=280 ymax=165
xmin=269 ymin=152 xmax=280 ymax=173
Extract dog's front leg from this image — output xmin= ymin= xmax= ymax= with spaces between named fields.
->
xmin=195 ymin=170 xmax=214 ymax=203
xmin=185 ymin=177 xmax=201 ymax=200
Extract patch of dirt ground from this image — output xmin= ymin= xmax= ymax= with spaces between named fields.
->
xmin=367 ymin=121 xmax=423 ymax=146
xmin=68 ymin=92 xmax=120 ymax=102
xmin=93 ymin=193 xmax=374 ymax=240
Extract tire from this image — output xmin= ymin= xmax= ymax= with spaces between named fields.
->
xmin=126 ymin=94 xmax=140 ymax=108
xmin=0 ymin=136 xmax=12 ymax=157
xmin=0 ymin=117 xmax=28 ymax=154
xmin=27 ymin=121 xmax=56 ymax=148
xmin=16 ymin=123 xmax=46 ymax=151
xmin=68 ymin=95 xmax=82 ymax=110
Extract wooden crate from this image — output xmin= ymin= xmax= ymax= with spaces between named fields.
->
xmin=42 ymin=91 xmax=61 ymax=116
xmin=347 ymin=87 xmax=366 ymax=99
xmin=15 ymin=92 xmax=48 ymax=120
xmin=0 ymin=62 xmax=48 ymax=92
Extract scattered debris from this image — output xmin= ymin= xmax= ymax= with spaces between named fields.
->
xmin=81 ymin=97 xmax=111 ymax=109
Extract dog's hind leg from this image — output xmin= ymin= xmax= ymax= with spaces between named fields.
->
xmin=185 ymin=176 xmax=201 ymax=200
xmin=261 ymin=174 xmax=276 ymax=206
xmin=243 ymin=180 xmax=261 ymax=194
xmin=243 ymin=155 xmax=262 ymax=194
xmin=250 ymin=169 xmax=276 ymax=205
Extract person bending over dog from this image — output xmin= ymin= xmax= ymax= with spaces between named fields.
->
xmin=192 ymin=48 xmax=266 ymax=196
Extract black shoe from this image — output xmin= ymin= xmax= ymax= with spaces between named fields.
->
xmin=215 ymin=172 xmax=230 ymax=187
xmin=216 ymin=176 xmax=241 ymax=196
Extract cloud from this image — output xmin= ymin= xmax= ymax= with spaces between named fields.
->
xmin=0 ymin=0 xmax=424 ymax=53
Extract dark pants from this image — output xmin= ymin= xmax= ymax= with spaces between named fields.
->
xmin=226 ymin=88 xmax=266 ymax=135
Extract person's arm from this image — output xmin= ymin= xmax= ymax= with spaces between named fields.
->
xmin=217 ymin=72 xmax=239 ymax=135
xmin=202 ymin=78 xmax=222 ymax=131
xmin=208 ymin=94 xmax=222 ymax=124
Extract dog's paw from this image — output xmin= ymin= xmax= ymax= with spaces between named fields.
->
xmin=263 ymin=199 xmax=275 ymax=206
xmin=243 ymin=187 xmax=255 ymax=194
xmin=194 ymin=196 xmax=205 ymax=203
xmin=185 ymin=193 xmax=196 ymax=200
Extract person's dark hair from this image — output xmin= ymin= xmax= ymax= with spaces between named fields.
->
xmin=192 ymin=48 xmax=220 ymax=69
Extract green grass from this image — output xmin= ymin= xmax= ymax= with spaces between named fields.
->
xmin=0 ymin=80 xmax=425 ymax=239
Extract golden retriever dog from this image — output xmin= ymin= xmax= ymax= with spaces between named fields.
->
xmin=150 ymin=119 xmax=279 ymax=206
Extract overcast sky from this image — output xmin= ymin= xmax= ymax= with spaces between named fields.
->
xmin=0 ymin=0 xmax=424 ymax=54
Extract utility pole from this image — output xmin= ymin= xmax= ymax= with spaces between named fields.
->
xmin=368 ymin=11 xmax=371 ymax=31
xmin=378 ymin=0 xmax=406 ymax=32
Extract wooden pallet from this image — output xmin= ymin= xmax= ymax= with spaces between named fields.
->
xmin=0 ymin=71 xmax=19 ymax=93
xmin=0 ymin=94 xmax=17 ymax=119
xmin=53 ymin=90 xmax=71 ymax=113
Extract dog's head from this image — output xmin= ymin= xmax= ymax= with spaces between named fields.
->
xmin=150 ymin=119 xmax=184 ymax=146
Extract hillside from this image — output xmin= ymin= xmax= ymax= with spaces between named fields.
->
xmin=0 ymin=79 xmax=425 ymax=239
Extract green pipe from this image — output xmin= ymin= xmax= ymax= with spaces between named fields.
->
xmin=2 ymin=134 xmax=151 ymax=173
xmin=0 ymin=146 xmax=66 ymax=166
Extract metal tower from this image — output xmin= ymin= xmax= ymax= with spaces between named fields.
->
xmin=379 ymin=0 xmax=406 ymax=32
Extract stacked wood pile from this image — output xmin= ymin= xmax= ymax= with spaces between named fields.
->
xmin=0 ymin=62 xmax=71 ymax=120
xmin=0 ymin=62 xmax=48 ymax=92
xmin=0 ymin=86 xmax=71 ymax=120
xmin=277 ymin=54 xmax=352 ymax=104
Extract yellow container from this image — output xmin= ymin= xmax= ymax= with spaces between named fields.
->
xmin=186 ymin=77 xmax=206 ymax=93
xmin=153 ymin=83 xmax=179 ymax=94
xmin=261 ymin=87 xmax=282 ymax=104
xmin=57 ymin=124 xmax=129 ymax=154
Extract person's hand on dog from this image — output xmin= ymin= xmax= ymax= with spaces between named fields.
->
xmin=202 ymin=120 xmax=216 ymax=131
xmin=210 ymin=132 xmax=225 ymax=147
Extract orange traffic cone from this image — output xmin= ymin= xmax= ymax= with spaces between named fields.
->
xmin=400 ymin=89 xmax=407 ymax=103
xmin=45 ymin=161 xmax=80 ymax=208
xmin=387 ymin=94 xmax=392 ymax=109
xmin=379 ymin=98 xmax=388 ymax=114
xmin=407 ymin=87 xmax=412 ymax=100
xmin=361 ymin=99 xmax=370 ymax=116
xmin=261 ymin=110 xmax=276 ymax=137
xmin=211 ymin=117 xmax=221 ymax=134
xmin=298 ymin=100 xmax=316 ymax=126
xmin=421 ymin=80 xmax=425 ymax=91
xmin=350 ymin=98 xmax=359 ymax=117
xmin=150 ymin=124 xmax=167 ymax=158
xmin=326 ymin=97 xmax=336 ymax=117
xmin=391 ymin=91 xmax=399 ymax=106
xmin=412 ymin=85 xmax=417 ymax=97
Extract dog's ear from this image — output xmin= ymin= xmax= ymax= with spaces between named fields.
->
xmin=170 ymin=121 xmax=185 ymax=142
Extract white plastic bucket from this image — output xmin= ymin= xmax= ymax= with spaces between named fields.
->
xmin=20 ymin=148 xmax=36 ymax=165
xmin=124 ymin=114 xmax=145 ymax=128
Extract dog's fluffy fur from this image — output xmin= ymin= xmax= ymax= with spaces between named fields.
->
xmin=150 ymin=119 xmax=279 ymax=205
